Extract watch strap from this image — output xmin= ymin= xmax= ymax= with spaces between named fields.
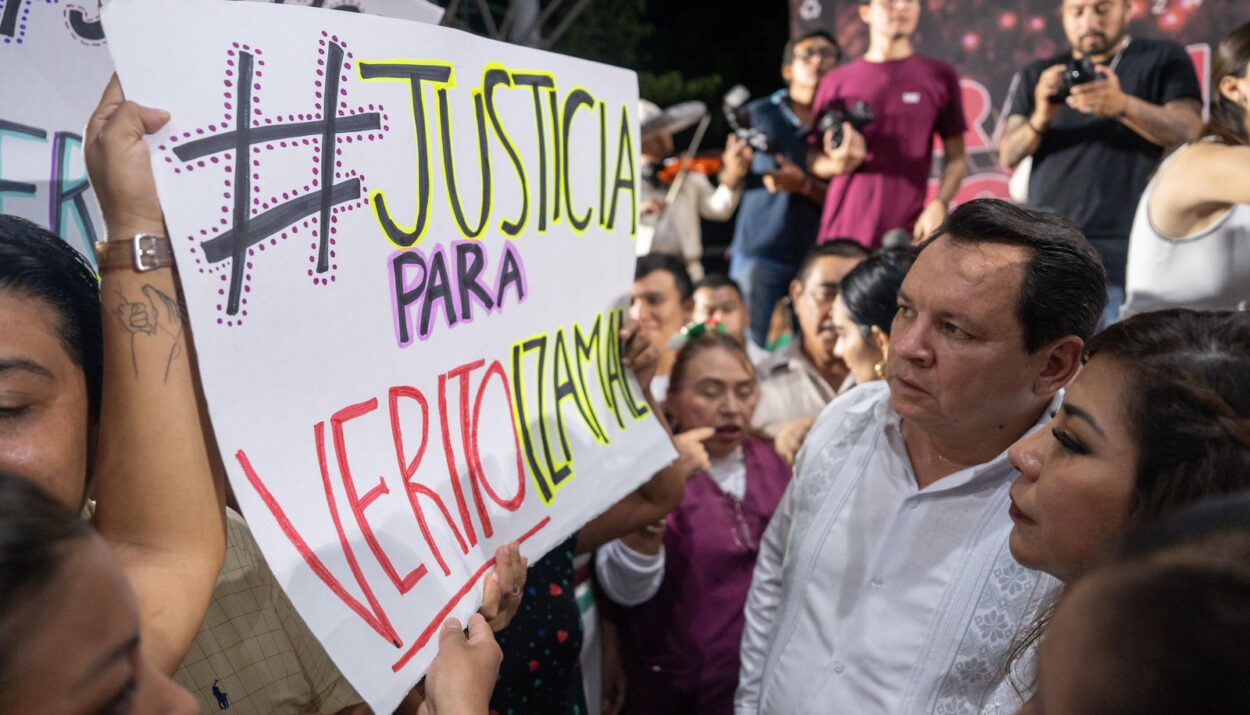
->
xmin=94 ymin=234 xmax=175 ymax=273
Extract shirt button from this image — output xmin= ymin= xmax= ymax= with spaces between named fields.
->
xmin=908 ymin=500 xmax=920 ymax=510
xmin=833 ymin=659 xmax=846 ymax=674
xmin=870 ymin=578 xmax=884 ymax=590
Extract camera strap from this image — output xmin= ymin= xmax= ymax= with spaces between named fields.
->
xmin=1108 ymin=35 xmax=1131 ymax=73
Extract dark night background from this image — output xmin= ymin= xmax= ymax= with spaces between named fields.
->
xmin=434 ymin=0 xmax=1245 ymax=271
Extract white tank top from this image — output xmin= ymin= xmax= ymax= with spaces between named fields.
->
xmin=1121 ymin=143 xmax=1250 ymax=318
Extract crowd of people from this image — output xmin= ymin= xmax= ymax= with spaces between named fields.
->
xmin=2 ymin=0 xmax=1249 ymax=714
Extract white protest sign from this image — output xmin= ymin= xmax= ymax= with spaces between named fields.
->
xmin=0 ymin=0 xmax=442 ymax=262
xmin=103 ymin=0 xmax=674 ymax=710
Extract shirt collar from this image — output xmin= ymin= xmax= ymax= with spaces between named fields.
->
xmin=770 ymin=89 xmax=802 ymax=128
xmin=878 ymin=391 xmax=1064 ymax=495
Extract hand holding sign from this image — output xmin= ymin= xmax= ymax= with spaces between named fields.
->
xmin=479 ymin=542 xmax=527 ymax=632
xmin=84 ymin=75 xmax=169 ymax=239
xmin=101 ymin=1 xmax=674 ymax=709
xmin=417 ymin=614 xmax=502 ymax=715
xmin=620 ymin=319 xmax=660 ymax=397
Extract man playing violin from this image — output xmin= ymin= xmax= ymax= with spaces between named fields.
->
xmin=637 ymin=99 xmax=753 ymax=281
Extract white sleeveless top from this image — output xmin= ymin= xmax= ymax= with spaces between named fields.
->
xmin=1121 ymin=143 xmax=1250 ymax=318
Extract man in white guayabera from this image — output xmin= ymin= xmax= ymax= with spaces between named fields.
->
xmin=735 ymin=199 xmax=1107 ymax=714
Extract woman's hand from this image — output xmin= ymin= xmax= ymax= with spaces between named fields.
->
xmin=85 ymin=74 xmax=170 ymax=238
xmin=671 ymin=427 xmax=714 ymax=480
xmin=774 ymin=417 xmax=816 ymax=466
xmin=478 ymin=542 xmax=527 ymax=632
xmin=620 ymin=518 xmax=666 ymax=556
xmin=417 ymin=614 xmax=503 ymax=715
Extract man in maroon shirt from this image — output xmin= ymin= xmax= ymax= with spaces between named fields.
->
xmin=809 ymin=0 xmax=968 ymax=249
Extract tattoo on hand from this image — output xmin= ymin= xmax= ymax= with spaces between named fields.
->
xmin=113 ymin=284 xmax=185 ymax=382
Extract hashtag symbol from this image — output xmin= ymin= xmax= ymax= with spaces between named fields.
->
xmin=0 ymin=0 xmax=33 ymax=44
xmin=163 ymin=35 xmax=386 ymax=324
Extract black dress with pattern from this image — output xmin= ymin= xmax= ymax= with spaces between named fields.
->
xmin=490 ymin=535 xmax=587 ymax=715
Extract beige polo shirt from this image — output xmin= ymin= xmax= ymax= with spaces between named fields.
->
xmin=175 ymin=509 xmax=361 ymax=714
xmin=751 ymin=343 xmax=849 ymax=439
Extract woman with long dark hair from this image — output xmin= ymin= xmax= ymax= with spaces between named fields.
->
xmin=1121 ymin=21 xmax=1250 ymax=316
xmin=774 ymin=247 xmax=914 ymax=464
xmin=982 ymin=309 xmax=1250 ymax=712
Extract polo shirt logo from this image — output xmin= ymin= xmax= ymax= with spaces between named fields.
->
xmin=211 ymin=679 xmax=231 ymax=710
xmin=902 ymin=92 xmax=922 ymax=104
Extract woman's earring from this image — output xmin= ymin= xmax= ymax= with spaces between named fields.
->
xmin=873 ymin=362 xmax=886 ymax=379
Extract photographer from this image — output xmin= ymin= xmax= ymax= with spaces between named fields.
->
xmin=728 ymin=30 xmax=839 ymax=350
xmin=1000 ymin=0 xmax=1202 ymax=323
xmin=808 ymin=0 xmax=968 ymax=249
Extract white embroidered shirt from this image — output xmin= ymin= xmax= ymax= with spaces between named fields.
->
xmin=735 ymin=381 xmax=1059 ymax=714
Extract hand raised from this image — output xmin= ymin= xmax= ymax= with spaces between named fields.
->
xmin=85 ymin=74 xmax=171 ymax=238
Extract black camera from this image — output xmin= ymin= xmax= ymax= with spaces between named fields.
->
xmin=722 ymin=85 xmax=775 ymax=153
xmin=1049 ymin=56 xmax=1099 ymax=103
xmin=816 ymin=101 xmax=875 ymax=149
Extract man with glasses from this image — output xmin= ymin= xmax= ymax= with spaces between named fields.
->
xmin=751 ymin=240 xmax=867 ymax=440
xmin=809 ymin=0 xmax=968 ymax=248
xmin=728 ymin=30 xmax=841 ymax=352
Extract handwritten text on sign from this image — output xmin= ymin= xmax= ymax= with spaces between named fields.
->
xmin=103 ymin=0 xmax=674 ymax=712
xmin=0 ymin=0 xmax=442 ymax=261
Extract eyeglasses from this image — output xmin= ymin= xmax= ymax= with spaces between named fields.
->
xmin=793 ymin=48 xmax=839 ymax=63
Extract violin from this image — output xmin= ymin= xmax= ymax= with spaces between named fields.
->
xmin=657 ymin=153 xmax=723 ymax=184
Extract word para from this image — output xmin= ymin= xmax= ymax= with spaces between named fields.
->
xmin=390 ymin=239 xmax=527 ymax=345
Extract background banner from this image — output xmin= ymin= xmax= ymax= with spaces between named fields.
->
xmin=103 ymin=0 xmax=674 ymax=711
xmin=788 ymin=0 xmax=839 ymax=38
xmin=797 ymin=0 xmax=1242 ymax=203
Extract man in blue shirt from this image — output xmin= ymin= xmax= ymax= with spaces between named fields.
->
xmin=728 ymin=30 xmax=839 ymax=350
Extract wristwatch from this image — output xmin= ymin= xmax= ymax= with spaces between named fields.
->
xmin=94 ymin=234 xmax=175 ymax=273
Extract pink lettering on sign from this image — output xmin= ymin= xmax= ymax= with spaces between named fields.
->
xmin=237 ymin=355 xmax=543 ymax=668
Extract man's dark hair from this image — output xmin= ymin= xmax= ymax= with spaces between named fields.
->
xmin=694 ymin=274 xmax=744 ymax=300
xmin=0 ymin=216 xmax=102 ymax=421
xmin=922 ymin=199 xmax=1107 ymax=353
xmin=635 ymin=253 xmax=694 ymax=302
xmin=794 ymin=239 xmax=870 ymax=285
xmin=782 ymin=29 xmax=839 ymax=67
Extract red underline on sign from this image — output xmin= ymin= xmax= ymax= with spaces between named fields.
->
xmin=391 ymin=516 xmax=553 ymax=672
